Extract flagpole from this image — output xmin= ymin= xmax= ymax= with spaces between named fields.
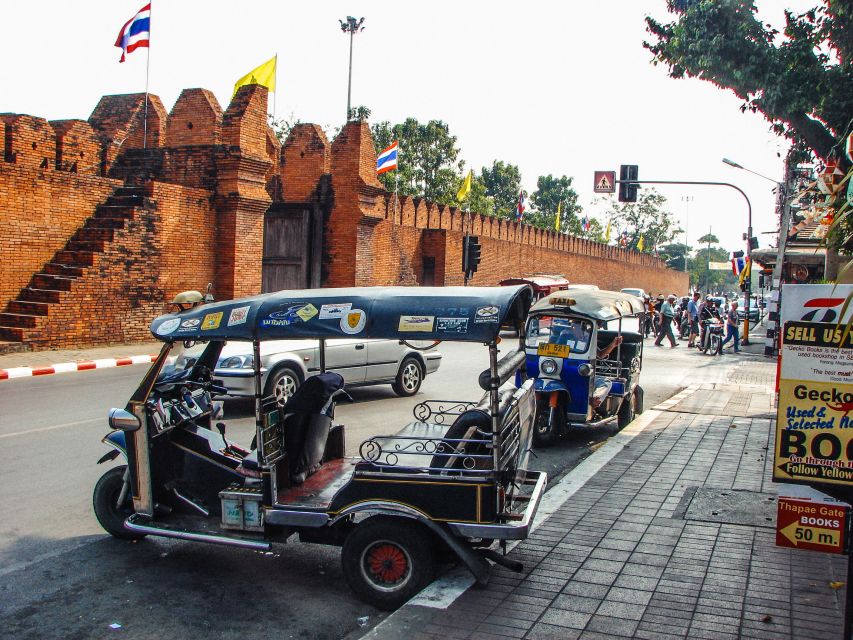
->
xmin=142 ymin=1 xmax=152 ymax=149
xmin=273 ymin=53 xmax=278 ymax=117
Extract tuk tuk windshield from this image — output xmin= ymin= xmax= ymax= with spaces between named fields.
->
xmin=525 ymin=316 xmax=593 ymax=354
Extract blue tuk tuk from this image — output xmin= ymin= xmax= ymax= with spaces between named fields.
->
xmin=92 ymin=286 xmax=545 ymax=609
xmin=523 ymin=289 xmax=646 ymax=446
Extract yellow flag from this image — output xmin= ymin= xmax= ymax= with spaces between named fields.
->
xmin=233 ymin=55 xmax=277 ymax=97
xmin=637 ymin=235 xmax=645 ymax=251
xmin=605 ymin=220 xmax=611 ymax=242
xmin=555 ymin=201 xmax=562 ymax=232
xmin=456 ymin=169 xmax=473 ymax=202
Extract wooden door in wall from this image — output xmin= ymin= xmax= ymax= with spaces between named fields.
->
xmin=262 ymin=203 xmax=323 ymax=292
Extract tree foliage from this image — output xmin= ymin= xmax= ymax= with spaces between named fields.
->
xmin=645 ymin=1 xmax=853 ymax=162
xmin=371 ymin=118 xmax=464 ymax=205
xmin=528 ymin=175 xmax=583 ymax=233
xmin=480 ymin=160 xmax=523 ymax=220
xmin=660 ymin=242 xmax=692 ymax=271
xmin=602 ymin=189 xmax=682 ymax=252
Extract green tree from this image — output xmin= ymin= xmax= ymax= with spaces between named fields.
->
xmin=645 ymin=1 xmax=852 ymax=161
xmin=480 ymin=160 xmax=523 ymax=220
xmin=370 ymin=118 xmax=464 ymax=205
xmin=646 ymin=2 xmax=853 ymax=254
xmin=691 ymin=246 xmax=739 ymax=293
xmin=529 ymin=175 xmax=583 ymax=233
xmin=603 ymin=189 xmax=682 ymax=252
xmin=660 ymin=242 xmax=692 ymax=271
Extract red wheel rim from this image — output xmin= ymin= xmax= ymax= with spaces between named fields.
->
xmin=365 ymin=542 xmax=409 ymax=585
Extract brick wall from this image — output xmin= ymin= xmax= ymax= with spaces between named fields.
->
xmin=0 ymin=163 xmax=121 ymax=305
xmin=0 ymin=84 xmax=685 ymax=351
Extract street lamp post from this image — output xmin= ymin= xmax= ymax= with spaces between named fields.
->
xmin=723 ymin=157 xmax=779 ymax=346
xmin=681 ymin=195 xmax=693 ymax=274
xmin=339 ymin=16 xmax=365 ymax=122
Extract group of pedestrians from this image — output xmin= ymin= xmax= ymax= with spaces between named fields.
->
xmin=644 ymin=291 xmax=742 ymax=353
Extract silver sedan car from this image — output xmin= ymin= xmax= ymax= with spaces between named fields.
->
xmin=179 ymin=339 xmax=442 ymax=407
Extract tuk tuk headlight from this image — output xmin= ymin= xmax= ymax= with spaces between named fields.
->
xmin=219 ymin=354 xmax=253 ymax=369
xmin=541 ymin=358 xmax=559 ymax=375
xmin=577 ymin=363 xmax=592 ymax=377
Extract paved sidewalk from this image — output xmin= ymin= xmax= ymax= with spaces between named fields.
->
xmin=368 ymin=362 xmax=848 ymax=639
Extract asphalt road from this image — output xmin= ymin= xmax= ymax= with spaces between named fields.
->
xmin=0 ymin=336 xmax=729 ymax=639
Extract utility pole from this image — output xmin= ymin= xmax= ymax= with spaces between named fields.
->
xmin=339 ymin=16 xmax=365 ymax=121
xmin=682 ymin=195 xmax=693 ymax=275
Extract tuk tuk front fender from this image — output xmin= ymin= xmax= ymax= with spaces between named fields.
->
xmin=533 ymin=379 xmax=569 ymax=395
xmin=98 ymin=431 xmax=128 ymax=464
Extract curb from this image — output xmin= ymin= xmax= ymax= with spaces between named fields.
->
xmin=358 ymin=387 xmax=700 ymax=638
xmin=0 ymin=354 xmax=157 ymax=380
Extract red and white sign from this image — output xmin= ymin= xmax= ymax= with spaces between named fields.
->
xmin=776 ymin=494 xmax=847 ymax=554
xmin=593 ymin=171 xmax=616 ymax=194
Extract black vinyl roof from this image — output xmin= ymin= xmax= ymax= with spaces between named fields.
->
xmin=150 ymin=286 xmax=533 ymax=343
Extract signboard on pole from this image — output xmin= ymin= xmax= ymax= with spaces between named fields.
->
xmin=773 ymin=284 xmax=853 ymax=488
xmin=593 ymin=171 xmax=616 ymax=194
xmin=776 ymin=490 xmax=848 ymax=554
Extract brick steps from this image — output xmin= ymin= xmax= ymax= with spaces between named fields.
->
xmin=0 ymin=185 xmax=146 ymax=344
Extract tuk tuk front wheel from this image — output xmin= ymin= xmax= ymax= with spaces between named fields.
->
xmin=93 ymin=465 xmax=145 ymax=540
xmin=341 ymin=517 xmax=436 ymax=610
xmin=532 ymin=408 xmax=559 ymax=447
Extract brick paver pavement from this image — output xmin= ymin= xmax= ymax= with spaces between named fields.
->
xmin=402 ymin=365 xmax=848 ymax=640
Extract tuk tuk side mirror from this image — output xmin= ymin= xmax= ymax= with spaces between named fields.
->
xmin=108 ymin=408 xmax=141 ymax=432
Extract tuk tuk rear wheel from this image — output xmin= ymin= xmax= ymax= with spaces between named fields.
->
xmin=341 ymin=517 xmax=436 ymax=610
xmin=93 ymin=465 xmax=145 ymax=540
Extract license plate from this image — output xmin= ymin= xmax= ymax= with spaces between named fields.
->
xmin=538 ymin=343 xmax=570 ymax=358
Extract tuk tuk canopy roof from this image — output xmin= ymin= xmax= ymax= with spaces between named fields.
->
xmin=150 ymin=286 xmax=533 ymax=343
xmin=529 ymin=289 xmax=645 ymax=322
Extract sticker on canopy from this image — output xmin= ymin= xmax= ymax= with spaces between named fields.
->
xmin=319 ymin=303 xmax=352 ymax=319
xmin=474 ymin=305 xmax=500 ymax=323
xmin=296 ymin=303 xmax=319 ymax=322
xmin=201 ymin=312 xmax=223 ymax=331
xmin=155 ymin=318 xmax=180 ymax=335
xmin=399 ymin=315 xmax=435 ymax=332
xmin=227 ymin=305 xmax=250 ymax=327
xmin=176 ymin=318 xmax=201 ymax=332
xmin=341 ymin=309 xmax=367 ymax=334
xmin=261 ymin=303 xmax=311 ymax=327
xmin=437 ymin=317 xmax=468 ymax=334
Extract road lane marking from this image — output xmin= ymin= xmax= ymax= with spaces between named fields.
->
xmin=0 ymin=417 xmax=103 ymax=440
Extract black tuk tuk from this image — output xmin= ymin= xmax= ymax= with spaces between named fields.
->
xmin=93 ymin=286 xmax=545 ymax=609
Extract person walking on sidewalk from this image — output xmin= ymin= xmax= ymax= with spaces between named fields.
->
xmin=720 ymin=300 xmax=741 ymax=353
xmin=655 ymin=294 xmax=679 ymax=348
xmin=687 ymin=291 xmax=701 ymax=348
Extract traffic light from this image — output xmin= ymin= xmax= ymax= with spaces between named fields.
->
xmin=462 ymin=236 xmax=481 ymax=275
xmin=618 ymin=165 xmax=638 ymax=202
xmin=749 ymin=237 xmax=759 ymax=250
xmin=732 ymin=250 xmax=744 ymax=259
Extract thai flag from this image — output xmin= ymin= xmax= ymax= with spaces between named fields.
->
xmin=115 ymin=4 xmax=151 ymax=63
xmin=376 ymin=141 xmax=398 ymax=175
xmin=516 ymin=190 xmax=527 ymax=222
xmin=731 ymin=256 xmax=746 ymax=275
xmin=581 ymin=216 xmax=591 ymax=232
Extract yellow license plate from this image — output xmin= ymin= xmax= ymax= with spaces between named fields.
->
xmin=538 ymin=343 xmax=570 ymax=358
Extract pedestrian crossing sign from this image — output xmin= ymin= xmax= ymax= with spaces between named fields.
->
xmin=593 ymin=171 xmax=616 ymax=194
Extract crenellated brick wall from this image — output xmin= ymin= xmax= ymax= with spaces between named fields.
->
xmin=0 ymin=84 xmax=684 ymax=351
